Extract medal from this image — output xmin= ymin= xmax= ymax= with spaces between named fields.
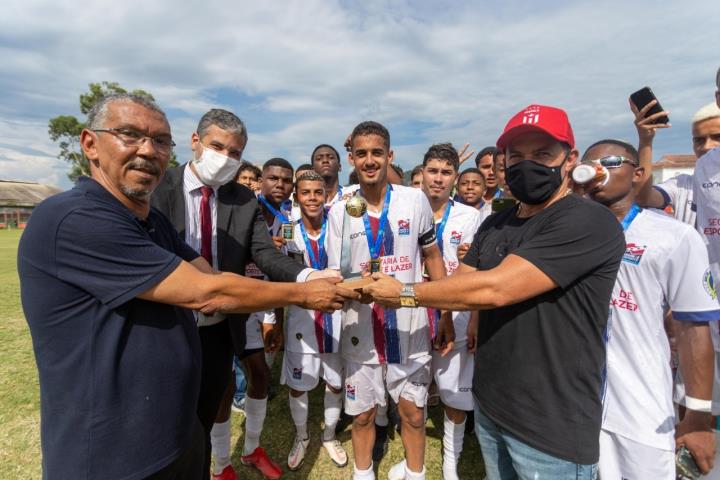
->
xmin=345 ymin=194 xmax=367 ymax=218
xmin=362 ymin=186 xmax=392 ymax=273
xmin=282 ymin=222 xmax=294 ymax=240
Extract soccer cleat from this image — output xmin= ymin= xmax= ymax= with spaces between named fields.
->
xmin=212 ymin=465 xmax=238 ymax=480
xmin=287 ymin=435 xmax=310 ymax=471
xmin=322 ymin=438 xmax=348 ymax=467
xmin=240 ymin=447 xmax=283 ymax=479
xmin=372 ymin=424 xmax=389 ymax=462
xmin=387 ymin=459 xmax=407 ymax=480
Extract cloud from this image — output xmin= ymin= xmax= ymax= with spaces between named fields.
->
xmin=0 ymin=0 xmax=716 ymax=189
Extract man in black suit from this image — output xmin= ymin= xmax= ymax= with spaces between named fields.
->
xmin=152 ymin=109 xmax=336 ymax=480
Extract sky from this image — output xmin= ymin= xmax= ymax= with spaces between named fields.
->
xmin=1 ymin=0 xmax=718 ymax=190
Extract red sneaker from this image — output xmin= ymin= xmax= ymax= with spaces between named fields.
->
xmin=212 ymin=465 xmax=237 ymax=480
xmin=241 ymin=447 xmax=283 ymax=479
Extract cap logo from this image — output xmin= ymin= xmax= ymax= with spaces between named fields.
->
xmin=522 ymin=106 xmax=541 ymax=125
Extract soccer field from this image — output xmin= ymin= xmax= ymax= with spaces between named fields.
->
xmin=0 ymin=228 xmax=484 ymax=479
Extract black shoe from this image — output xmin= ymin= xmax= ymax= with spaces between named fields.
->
xmin=335 ymin=411 xmax=353 ymax=435
xmin=372 ymin=425 xmax=389 ymax=462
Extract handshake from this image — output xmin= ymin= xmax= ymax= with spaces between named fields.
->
xmin=301 ymin=269 xmax=407 ymax=312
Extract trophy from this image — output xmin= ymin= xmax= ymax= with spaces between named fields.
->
xmin=338 ymin=193 xmax=375 ymax=290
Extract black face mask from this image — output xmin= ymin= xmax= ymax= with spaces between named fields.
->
xmin=505 ymin=158 xmax=567 ymax=205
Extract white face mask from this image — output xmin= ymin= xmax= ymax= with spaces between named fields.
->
xmin=192 ymin=144 xmax=242 ymax=187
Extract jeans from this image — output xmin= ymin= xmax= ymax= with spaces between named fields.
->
xmin=233 ymin=355 xmax=247 ymax=403
xmin=474 ymin=403 xmax=598 ymax=480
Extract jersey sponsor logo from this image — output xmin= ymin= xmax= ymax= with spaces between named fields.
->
xmin=459 ymin=387 xmax=472 ymax=392
xmin=622 ymin=242 xmax=646 ymax=265
xmin=346 ymin=384 xmax=356 ymax=401
xmin=350 ymin=231 xmax=366 ymax=240
xmin=449 ymin=230 xmax=462 ymax=245
xmin=293 ymin=368 xmax=303 ymax=380
xmin=703 ymin=218 xmax=720 ymax=236
xmin=398 ymin=219 xmax=411 ymax=236
xmin=360 ymin=255 xmax=414 ymax=274
xmin=702 ymin=181 xmax=720 ymax=189
xmin=703 ymin=268 xmax=717 ymax=300
xmin=611 ymin=288 xmax=639 ymax=312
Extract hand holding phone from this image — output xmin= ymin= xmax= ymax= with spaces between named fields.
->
xmin=630 ymin=86 xmax=670 ymax=125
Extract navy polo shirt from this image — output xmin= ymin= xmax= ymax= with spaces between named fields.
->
xmin=18 ymin=177 xmax=202 ymax=480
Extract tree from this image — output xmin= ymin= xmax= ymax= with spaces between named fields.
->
xmin=48 ymin=81 xmax=178 ymax=182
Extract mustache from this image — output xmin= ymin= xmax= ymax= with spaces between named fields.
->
xmin=127 ymin=159 xmax=161 ymax=176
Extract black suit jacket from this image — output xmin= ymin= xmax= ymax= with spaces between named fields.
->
xmin=152 ymin=164 xmax=306 ymax=351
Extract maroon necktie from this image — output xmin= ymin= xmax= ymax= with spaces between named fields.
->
xmin=200 ymin=186 xmax=213 ymax=263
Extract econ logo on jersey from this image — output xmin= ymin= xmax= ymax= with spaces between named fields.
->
xmin=622 ymin=243 xmax=646 ymax=265
xmin=703 ymin=268 xmax=717 ymax=300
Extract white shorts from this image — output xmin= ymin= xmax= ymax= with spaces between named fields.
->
xmin=432 ymin=345 xmax=474 ymax=411
xmin=344 ymin=355 xmax=431 ymax=416
xmin=245 ymin=311 xmax=276 ymax=351
xmin=599 ymin=429 xmax=674 ymax=480
xmin=281 ymin=350 xmax=343 ymax=391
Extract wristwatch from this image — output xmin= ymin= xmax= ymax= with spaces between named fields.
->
xmin=399 ymin=283 xmax=418 ymax=308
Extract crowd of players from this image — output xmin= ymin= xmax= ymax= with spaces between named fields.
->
xmin=193 ymin=71 xmax=720 ymax=480
xmin=17 ymin=67 xmax=720 ymax=480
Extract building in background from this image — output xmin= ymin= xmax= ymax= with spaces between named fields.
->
xmin=0 ymin=180 xmax=62 ymax=229
xmin=651 ymin=154 xmax=695 ymax=183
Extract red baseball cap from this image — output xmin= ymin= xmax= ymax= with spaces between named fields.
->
xmin=496 ymin=104 xmax=575 ymax=151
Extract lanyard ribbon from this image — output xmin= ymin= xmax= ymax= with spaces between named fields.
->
xmin=435 ymin=200 xmax=453 ymax=254
xmin=299 ymin=219 xmax=327 ymax=269
xmin=362 ymin=186 xmax=392 ymax=260
xmin=258 ymin=195 xmax=290 ymax=223
xmin=621 ymin=204 xmax=641 ymax=232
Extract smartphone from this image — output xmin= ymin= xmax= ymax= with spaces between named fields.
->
xmin=630 ymin=86 xmax=670 ymax=124
xmin=492 ymin=197 xmax=518 ymax=213
xmin=675 ymin=445 xmax=701 ymax=480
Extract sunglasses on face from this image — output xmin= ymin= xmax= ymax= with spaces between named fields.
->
xmin=584 ymin=155 xmax=638 ymax=168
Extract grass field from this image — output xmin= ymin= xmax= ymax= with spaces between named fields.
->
xmin=0 ymin=228 xmax=484 ymax=479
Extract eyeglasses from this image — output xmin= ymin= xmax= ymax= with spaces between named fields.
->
xmin=92 ymin=127 xmax=175 ymax=154
xmin=586 ymin=155 xmax=638 ymax=168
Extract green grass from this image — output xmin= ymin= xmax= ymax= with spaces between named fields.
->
xmin=0 ymin=228 xmax=484 ymax=479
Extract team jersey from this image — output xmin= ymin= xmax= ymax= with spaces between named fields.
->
xmin=285 ymin=221 xmax=342 ymax=354
xmin=428 ymin=200 xmax=482 ymax=345
xmin=327 ymin=184 xmax=436 ymax=365
xmin=602 ymin=208 xmax=720 ymax=450
xmin=654 ymin=173 xmax=695 ymax=226
xmin=244 ymin=201 xmax=292 ymax=328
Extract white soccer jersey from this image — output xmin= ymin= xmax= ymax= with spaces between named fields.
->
xmin=602 ymin=208 xmax=720 ymax=451
xmin=428 ymin=200 xmax=482 ymax=345
xmin=654 ymin=173 xmax=695 ymax=226
xmin=285 ymin=221 xmax=342 ymax=354
xmin=327 ymin=185 xmax=436 ymax=365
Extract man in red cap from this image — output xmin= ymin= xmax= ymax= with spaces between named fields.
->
xmin=363 ymin=105 xmax=626 ymax=479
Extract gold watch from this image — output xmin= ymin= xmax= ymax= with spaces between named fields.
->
xmin=399 ymin=283 xmax=418 ymax=308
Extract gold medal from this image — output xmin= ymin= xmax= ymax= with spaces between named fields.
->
xmin=282 ymin=223 xmax=294 ymax=240
xmin=370 ymin=258 xmax=382 ymax=273
xmin=345 ymin=195 xmax=368 ymax=218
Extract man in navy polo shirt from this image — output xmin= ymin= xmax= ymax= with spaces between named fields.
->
xmin=18 ymin=93 xmax=353 ymax=480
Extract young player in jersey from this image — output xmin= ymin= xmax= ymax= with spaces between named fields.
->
xmin=583 ymin=139 xmax=718 ymax=478
xmin=326 ymin=121 xmax=455 ymax=480
xmin=281 ymin=171 xmax=348 ymax=471
xmin=311 ymin=143 xmax=358 ymax=209
xmin=239 ymin=158 xmax=296 ymax=479
xmin=420 ymin=143 xmax=482 ymax=480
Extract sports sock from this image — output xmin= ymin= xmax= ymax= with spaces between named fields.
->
xmin=210 ymin=419 xmax=232 ymax=475
xmin=323 ymin=386 xmax=343 ymax=441
xmin=243 ymin=396 xmax=267 ymax=455
xmin=442 ymin=411 xmax=465 ymax=471
xmin=289 ymin=391 xmax=309 ymax=439
xmin=353 ymin=461 xmax=375 ymax=480
xmin=405 ymin=463 xmax=426 ymax=480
